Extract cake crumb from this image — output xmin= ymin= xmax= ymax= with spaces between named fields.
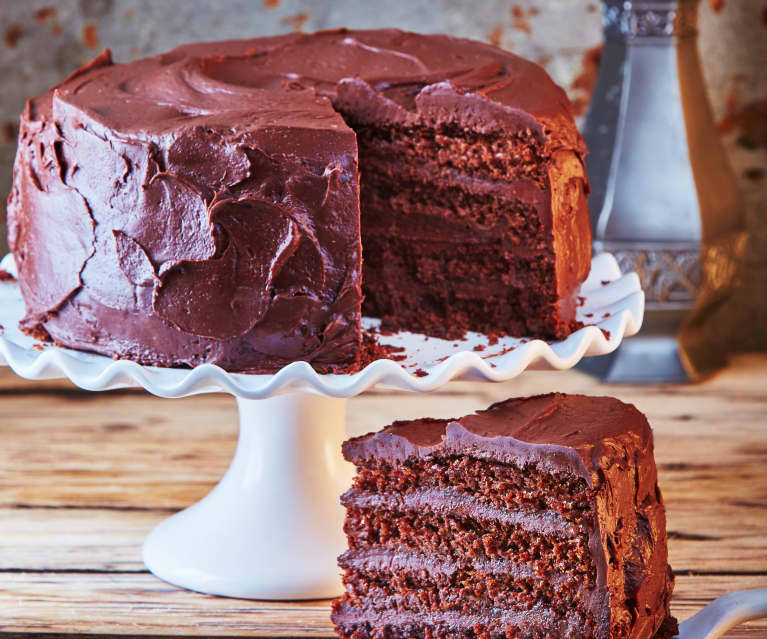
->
xmin=413 ymin=368 xmax=428 ymax=377
xmin=353 ymin=330 xmax=405 ymax=371
xmin=601 ymin=279 xmax=611 ymax=286
xmin=603 ymin=312 xmax=611 ymax=319
xmin=482 ymin=343 xmax=517 ymax=360
xmin=487 ymin=334 xmax=499 ymax=346
xmin=577 ymin=296 xmax=586 ymax=306
xmin=585 ymin=312 xmax=594 ymax=318
xmin=600 ymin=328 xmax=612 ymax=340
xmin=473 ymin=344 xmax=486 ymax=352
xmin=0 ymin=269 xmax=15 ymax=281
xmin=20 ymin=320 xmax=51 ymax=342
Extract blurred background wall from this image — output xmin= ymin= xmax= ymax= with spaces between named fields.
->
xmin=0 ymin=0 xmax=764 ymax=348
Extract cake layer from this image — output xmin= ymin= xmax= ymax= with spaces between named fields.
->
xmin=361 ymin=235 xmax=564 ymax=339
xmin=339 ymin=547 xmax=560 ymax=582
xmin=341 ymin=569 xmax=583 ymax=619
xmin=351 ymin=121 xmax=550 ymax=184
xmin=361 ymin=235 xmax=555 ymax=289
xmin=360 ymin=171 xmax=547 ymax=246
xmin=351 ymin=455 xmax=593 ymax=522
xmin=339 ymin=549 xmax=586 ymax=616
xmin=343 ymin=505 xmax=594 ymax=580
xmin=341 ymin=487 xmax=584 ymax=539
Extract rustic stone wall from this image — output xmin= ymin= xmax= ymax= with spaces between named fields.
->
xmin=1 ymin=0 xmax=764 ymax=347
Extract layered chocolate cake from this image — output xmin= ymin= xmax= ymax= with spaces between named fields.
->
xmin=334 ymin=393 xmax=677 ymax=639
xmin=7 ymin=29 xmax=591 ymax=372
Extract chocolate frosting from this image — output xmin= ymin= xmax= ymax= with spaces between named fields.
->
xmin=342 ymin=393 xmax=675 ymax=639
xmin=8 ymin=29 xmax=586 ymax=372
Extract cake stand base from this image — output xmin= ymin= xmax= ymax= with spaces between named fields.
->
xmin=577 ymin=308 xmax=727 ymax=383
xmin=577 ymin=335 xmax=690 ymax=383
xmin=142 ymin=392 xmax=353 ymax=599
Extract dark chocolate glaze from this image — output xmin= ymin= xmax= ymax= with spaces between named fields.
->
xmin=8 ymin=29 xmax=589 ymax=372
xmin=340 ymin=393 xmax=675 ymax=639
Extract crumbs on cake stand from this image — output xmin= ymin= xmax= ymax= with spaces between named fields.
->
xmin=482 ymin=343 xmax=516 ymax=359
xmin=353 ymin=329 xmax=406 ymax=370
xmin=0 ymin=269 xmax=15 ymax=282
xmin=413 ymin=368 xmax=428 ymax=377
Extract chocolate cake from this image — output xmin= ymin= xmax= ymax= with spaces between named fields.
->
xmin=7 ymin=29 xmax=591 ymax=373
xmin=334 ymin=393 xmax=677 ymax=639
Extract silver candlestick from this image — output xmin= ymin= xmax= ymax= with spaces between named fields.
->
xmin=579 ymin=0 xmax=746 ymax=383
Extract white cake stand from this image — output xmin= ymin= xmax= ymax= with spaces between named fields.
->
xmin=0 ymin=252 xmax=643 ymax=600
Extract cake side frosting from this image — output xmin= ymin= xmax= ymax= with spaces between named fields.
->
xmin=8 ymin=46 xmax=363 ymax=370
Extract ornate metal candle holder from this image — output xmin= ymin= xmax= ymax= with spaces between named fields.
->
xmin=579 ymin=0 xmax=746 ymax=382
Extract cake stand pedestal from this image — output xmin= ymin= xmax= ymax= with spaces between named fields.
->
xmin=143 ymin=393 xmax=351 ymax=599
xmin=0 ymin=252 xmax=643 ymax=600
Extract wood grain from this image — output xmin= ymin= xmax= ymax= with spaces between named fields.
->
xmin=0 ymin=574 xmax=765 ymax=637
xmin=1 ymin=356 xmax=766 ymax=636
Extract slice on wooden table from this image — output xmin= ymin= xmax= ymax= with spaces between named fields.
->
xmin=333 ymin=392 xmax=677 ymax=639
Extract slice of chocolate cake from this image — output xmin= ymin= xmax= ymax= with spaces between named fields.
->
xmin=334 ymin=393 xmax=677 ymax=639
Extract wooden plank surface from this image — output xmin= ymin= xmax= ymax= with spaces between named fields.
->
xmin=1 ymin=355 xmax=766 ymax=636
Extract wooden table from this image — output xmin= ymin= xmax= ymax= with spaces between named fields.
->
xmin=1 ymin=355 xmax=766 ymax=637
